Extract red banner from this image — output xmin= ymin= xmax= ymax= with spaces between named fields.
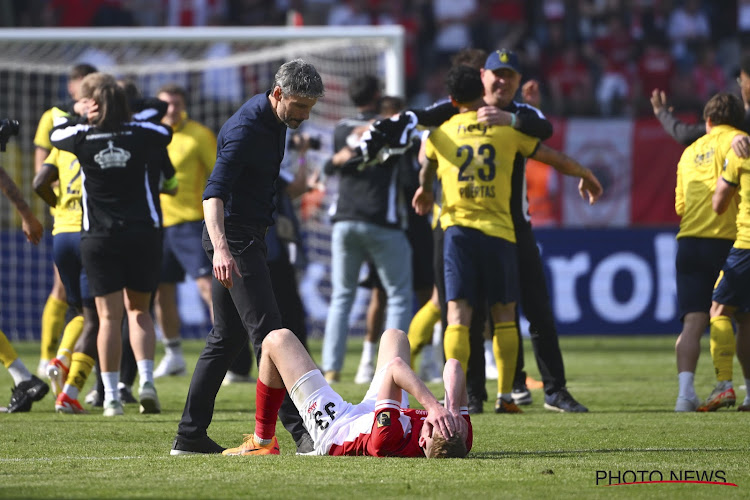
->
xmin=529 ymin=117 xmax=686 ymax=228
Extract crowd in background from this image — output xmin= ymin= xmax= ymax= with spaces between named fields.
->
xmin=3 ymin=0 xmax=750 ymax=118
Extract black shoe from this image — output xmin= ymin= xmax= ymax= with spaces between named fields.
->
xmin=511 ymin=383 xmax=532 ymax=406
xmin=467 ymin=395 xmax=483 ymax=414
xmin=295 ymin=433 xmax=315 ymax=455
xmin=119 ymin=385 xmax=138 ymax=404
xmin=544 ymin=388 xmax=588 ymax=413
xmin=170 ymin=435 xmax=226 ymax=456
xmin=8 ymin=375 xmax=49 ymax=413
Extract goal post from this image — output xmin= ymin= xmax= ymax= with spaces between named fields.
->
xmin=0 ymin=26 xmax=405 ymax=340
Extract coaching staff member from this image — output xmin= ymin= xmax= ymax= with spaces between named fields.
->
xmin=172 ymin=59 xmax=324 ymax=455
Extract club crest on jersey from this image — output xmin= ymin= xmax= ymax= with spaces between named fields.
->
xmin=376 ymin=412 xmax=391 ymax=428
xmin=94 ymin=140 xmax=131 ymax=169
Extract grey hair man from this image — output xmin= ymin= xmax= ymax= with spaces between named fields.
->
xmin=172 ymin=59 xmax=324 ymax=456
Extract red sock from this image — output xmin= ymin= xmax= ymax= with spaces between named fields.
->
xmin=255 ymin=379 xmax=286 ymax=440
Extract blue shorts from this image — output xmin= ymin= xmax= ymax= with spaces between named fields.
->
xmin=443 ymin=225 xmax=518 ymax=307
xmin=53 ymin=231 xmax=93 ymax=309
xmin=675 ymin=237 xmax=733 ymax=320
xmin=161 ymin=221 xmax=212 ymax=283
xmin=713 ymin=247 xmax=750 ymax=310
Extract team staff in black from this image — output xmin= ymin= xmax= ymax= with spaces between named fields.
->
xmin=50 ymin=72 xmax=173 ymax=417
xmin=171 ymin=59 xmax=324 ymax=456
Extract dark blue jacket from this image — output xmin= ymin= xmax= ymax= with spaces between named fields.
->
xmin=203 ymin=91 xmax=287 ymax=229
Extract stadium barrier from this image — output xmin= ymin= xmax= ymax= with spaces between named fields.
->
xmin=1 ymin=227 xmax=682 ymax=340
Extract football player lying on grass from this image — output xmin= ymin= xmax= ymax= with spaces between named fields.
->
xmin=221 ymin=328 xmax=472 ymax=458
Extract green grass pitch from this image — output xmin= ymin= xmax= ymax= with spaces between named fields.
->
xmin=1 ymin=335 xmax=749 ymax=499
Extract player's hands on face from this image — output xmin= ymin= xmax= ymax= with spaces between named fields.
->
xmin=425 ymin=404 xmax=457 ymax=439
xmin=412 ymin=186 xmax=434 ymax=216
xmin=454 ymin=414 xmax=469 ymax=442
xmin=579 ymin=171 xmax=603 ymax=205
xmin=213 ymin=247 xmax=241 ymax=289
xmin=732 ymin=134 xmax=750 ymax=159
xmin=476 ymin=106 xmax=513 ymax=127
xmin=21 ymin=214 xmax=43 ymax=245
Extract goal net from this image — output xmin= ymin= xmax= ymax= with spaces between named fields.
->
xmin=0 ymin=26 xmax=404 ymax=340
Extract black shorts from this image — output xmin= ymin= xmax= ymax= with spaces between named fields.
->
xmin=81 ymin=228 xmax=163 ymax=296
xmin=676 ymin=237 xmax=733 ymax=320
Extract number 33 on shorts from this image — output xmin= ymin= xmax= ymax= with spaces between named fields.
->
xmin=314 ymin=402 xmax=337 ymax=430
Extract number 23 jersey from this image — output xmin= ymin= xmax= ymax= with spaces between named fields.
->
xmin=425 ymin=111 xmax=539 ymax=243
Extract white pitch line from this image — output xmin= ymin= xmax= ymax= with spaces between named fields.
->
xmin=0 ymin=455 xmax=172 ymax=463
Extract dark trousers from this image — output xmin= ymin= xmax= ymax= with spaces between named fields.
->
xmin=228 ymin=258 xmax=309 ymax=376
xmin=514 ymin=223 xmax=566 ymax=395
xmin=177 ymin=225 xmax=309 ymax=446
xmin=432 ymin=225 xmax=487 ymax=402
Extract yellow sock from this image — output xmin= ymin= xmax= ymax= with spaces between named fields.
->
xmin=66 ymin=352 xmax=95 ymax=392
xmin=493 ymin=322 xmax=519 ymax=396
xmin=40 ymin=296 xmax=67 ymax=361
xmin=55 ymin=315 xmax=84 ymax=367
xmin=0 ymin=330 xmax=19 ymax=368
xmin=408 ymin=301 xmax=441 ymax=368
xmin=444 ymin=324 xmax=470 ymax=373
xmin=710 ymin=316 xmax=735 ymax=382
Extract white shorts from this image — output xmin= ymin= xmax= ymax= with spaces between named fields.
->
xmin=289 ymin=367 xmax=409 ymax=455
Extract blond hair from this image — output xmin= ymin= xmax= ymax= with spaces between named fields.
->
xmin=425 ymin=430 xmax=467 ymax=459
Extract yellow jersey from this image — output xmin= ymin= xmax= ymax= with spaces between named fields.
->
xmin=720 ymin=148 xmax=750 ymax=249
xmin=36 ymin=107 xmax=72 ymax=218
xmin=425 ymin=111 xmax=539 ymax=242
xmin=160 ymin=115 xmax=217 ymax=226
xmin=34 ymin=108 xmax=55 ymax=151
xmin=43 ymin=148 xmax=82 ymax=235
xmin=675 ymin=124 xmax=739 ymax=241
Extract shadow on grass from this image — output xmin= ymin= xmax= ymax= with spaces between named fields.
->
xmin=470 ymin=447 xmax=746 ymax=459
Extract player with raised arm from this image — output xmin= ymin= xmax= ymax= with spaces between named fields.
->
xmin=412 ymin=65 xmax=601 ymax=414
xmin=376 ymin=49 xmax=597 ymax=413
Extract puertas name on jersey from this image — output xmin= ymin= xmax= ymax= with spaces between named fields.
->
xmin=454 ymin=121 xmax=497 ymax=199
